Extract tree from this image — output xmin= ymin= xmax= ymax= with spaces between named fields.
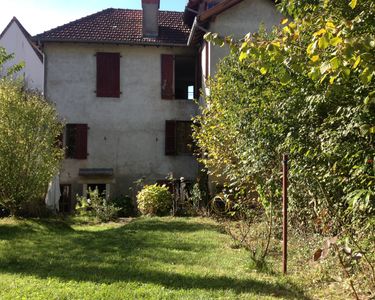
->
xmin=0 ymin=50 xmax=63 ymax=215
xmin=195 ymin=0 xmax=374 ymax=230
xmin=0 ymin=46 xmax=24 ymax=78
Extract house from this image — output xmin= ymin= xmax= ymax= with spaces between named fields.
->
xmin=32 ymin=0 xmax=282 ymax=212
xmin=33 ymin=0 xmax=200 ymax=211
xmin=0 ymin=17 xmax=44 ymax=92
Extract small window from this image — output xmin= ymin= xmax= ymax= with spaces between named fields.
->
xmin=84 ymin=183 xmax=110 ymax=199
xmin=96 ymin=52 xmax=120 ymax=98
xmin=65 ymin=124 xmax=88 ymax=159
xmin=161 ymin=55 xmax=199 ymax=100
xmin=165 ymin=120 xmax=194 ymax=155
xmin=87 ymin=184 xmax=106 ymax=195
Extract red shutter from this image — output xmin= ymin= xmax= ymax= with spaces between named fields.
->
xmin=165 ymin=120 xmax=177 ymax=155
xmin=96 ymin=52 xmax=120 ymax=98
xmin=161 ymin=54 xmax=174 ymax=100
xmin=75 ymin=124 xmax=88 ymax=159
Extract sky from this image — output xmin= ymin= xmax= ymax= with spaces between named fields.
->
xmin=0 ymin=0 xmax=188 ymax=36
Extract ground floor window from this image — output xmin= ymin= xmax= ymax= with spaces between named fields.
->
xmin=83 ymin=183 xmax=110 ymax=199
xmin=59 ymin=184 xmax=72 ymax=213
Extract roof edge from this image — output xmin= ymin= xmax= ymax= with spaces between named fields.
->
xmin=35 ymin=38 xmax=192 ymax=48
xmin=0 ymin=17 xmax=44 ymax=63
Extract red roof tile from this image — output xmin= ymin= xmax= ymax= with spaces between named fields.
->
xmin=33 ymin=8 xmax=190 ymax=46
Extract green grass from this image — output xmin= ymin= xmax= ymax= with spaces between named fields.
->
xmin=0 ymin=217 xmax=309 ymax=299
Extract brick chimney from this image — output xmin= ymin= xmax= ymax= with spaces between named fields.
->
xmin=142 ymin=0 xmax=160 ymax=37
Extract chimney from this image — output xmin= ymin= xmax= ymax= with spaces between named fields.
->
xmin=142 ymin=0 xmax=160 ymax=37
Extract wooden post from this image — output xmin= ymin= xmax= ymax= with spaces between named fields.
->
xmin=282 ymin=154 xmax=288 ymax=275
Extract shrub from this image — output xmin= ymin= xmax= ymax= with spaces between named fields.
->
xmin=76 ymin=188 xmax=119 ymax=222
xmin=0 ymin=80 xmax=63 ymax=216
xmin=137 ymin=184 xmax=172 ymax=216
xmin=111 ymin=195 xmax=135 ymax=217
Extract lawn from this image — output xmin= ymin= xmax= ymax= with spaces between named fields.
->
xmin=0 ymin=217 xmax=309 ymax=299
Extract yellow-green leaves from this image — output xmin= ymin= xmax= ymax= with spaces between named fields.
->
xmin=260 ymin=67 xmax=268 ymax=75
xmin=349 ymin=0 xmax=357 ymax=9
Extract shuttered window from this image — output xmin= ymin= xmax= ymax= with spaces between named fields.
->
xmin=161 ymin=54 xmax=174 ymax=100
xmin=65 ymin=124 xmax=88 ymax=159
xmin=96 ymin=52 xmax=120 ymax=98
xmin=161 ymin=54 xmax=199 ymax=100
xmin=165 ymin=120 xmax=193 ymax=156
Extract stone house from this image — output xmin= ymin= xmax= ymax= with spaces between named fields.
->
xmin=33 ymin=0 xmax=282 ymax=211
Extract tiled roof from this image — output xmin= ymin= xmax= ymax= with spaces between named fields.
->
xmin=33 ymin=8 xmax=190 ymax=46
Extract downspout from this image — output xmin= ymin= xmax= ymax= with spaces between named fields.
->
xmin=187 ymin=17 xmax=209 ymax=46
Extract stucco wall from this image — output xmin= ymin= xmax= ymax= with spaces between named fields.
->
xmin=44 ymin=43 xmax=199 ymax=199
xmin=206 ymin=0 xmax=283 ymax=75
xmin=0 ymin=21 xmax=44 ymax=92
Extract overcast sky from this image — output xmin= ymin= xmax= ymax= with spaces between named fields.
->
xmin=0 ymin=0 xmax=188 ymax=36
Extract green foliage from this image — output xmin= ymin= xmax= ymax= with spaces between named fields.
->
xmin=0 ymin=80 xmax=63 ymax=216
xmin=0 ymin=47 xmax=24 ymax=77
xmin=111 ymin=194 xmax=135 ymax=217
xmin=137 ymin=184 xmax=172 ymax=216
xmin=197 ymin=0 xmax=374 ymax=233
xmin=76 ymin=188 xmax=119 ymax=222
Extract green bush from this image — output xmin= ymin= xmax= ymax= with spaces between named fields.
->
xmin=76 ymin=188 xmax=119 ymax=222
xmin=0 ymin=80 xmax=63 ymax=216
xmin=137 ymin=184 xmax=172 ymax=216
xmin=111 ymin=195 xmax=135 ymax=217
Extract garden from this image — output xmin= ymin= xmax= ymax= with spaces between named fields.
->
xmin=0 ymin=0 xmax=374 ymax=298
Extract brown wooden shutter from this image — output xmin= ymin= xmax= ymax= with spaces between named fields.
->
xmin=96 ymin=52 xmax=120 ymax=98
xmin=165 ymin=120 xmax=177 ymax=155
xmin=161 ymin=54 xmax=174 ymax=100
xmin=75 ymin=124 xmax=88 ymax=159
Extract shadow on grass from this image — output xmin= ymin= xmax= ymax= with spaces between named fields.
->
xmin=0 ymin=218 xmax=310 ymax=299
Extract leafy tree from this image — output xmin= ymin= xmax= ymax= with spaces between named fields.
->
xmin=0 ymin=47 xmax=24 ymax=78
xmin=195 ymin=0 xmax=374 ymax=293
xmin=195 ymin=0 xmax=374 ymax=235
xmin=0 ymin=80 xmax=63 ymax=216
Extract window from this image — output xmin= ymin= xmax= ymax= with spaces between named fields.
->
xmin=83 ymin=183 xmax=110 ymax=199
xmin=96 ymin=52 xmax=120 ymax=98
xmin=165 ymin=120 xmax=194 ymax=155
xmin=59 ymin=184 xmax=72 ymax=213
xmin=65 ymin=124 xmax=88 ymax=159
xmin=161 ymin=54 xmax=200 ymax=100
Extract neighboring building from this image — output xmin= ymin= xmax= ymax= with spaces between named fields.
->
xmin=184 ymin=0 xmax=283 ymax=90
xmin=0 ymin=17 xmax=44 ymax=92
xmin=34 ymin=0 xmax=200 ymax=211
xmin=31 ymin=0 xmax=282 ymax=211
xmin=183 ymin=0 xmax=283 ymax=191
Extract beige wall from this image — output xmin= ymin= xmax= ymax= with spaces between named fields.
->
xmin=0 ymin=21 xmax=44 ymax=92
xmin=44 ymin=43 xmax=199 ymax=199
xmin=204 ymin=0 xmax=283 ymax=76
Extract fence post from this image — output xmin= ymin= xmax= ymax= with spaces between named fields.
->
xmin=282 ymin=154 xmax=288 ymax=275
